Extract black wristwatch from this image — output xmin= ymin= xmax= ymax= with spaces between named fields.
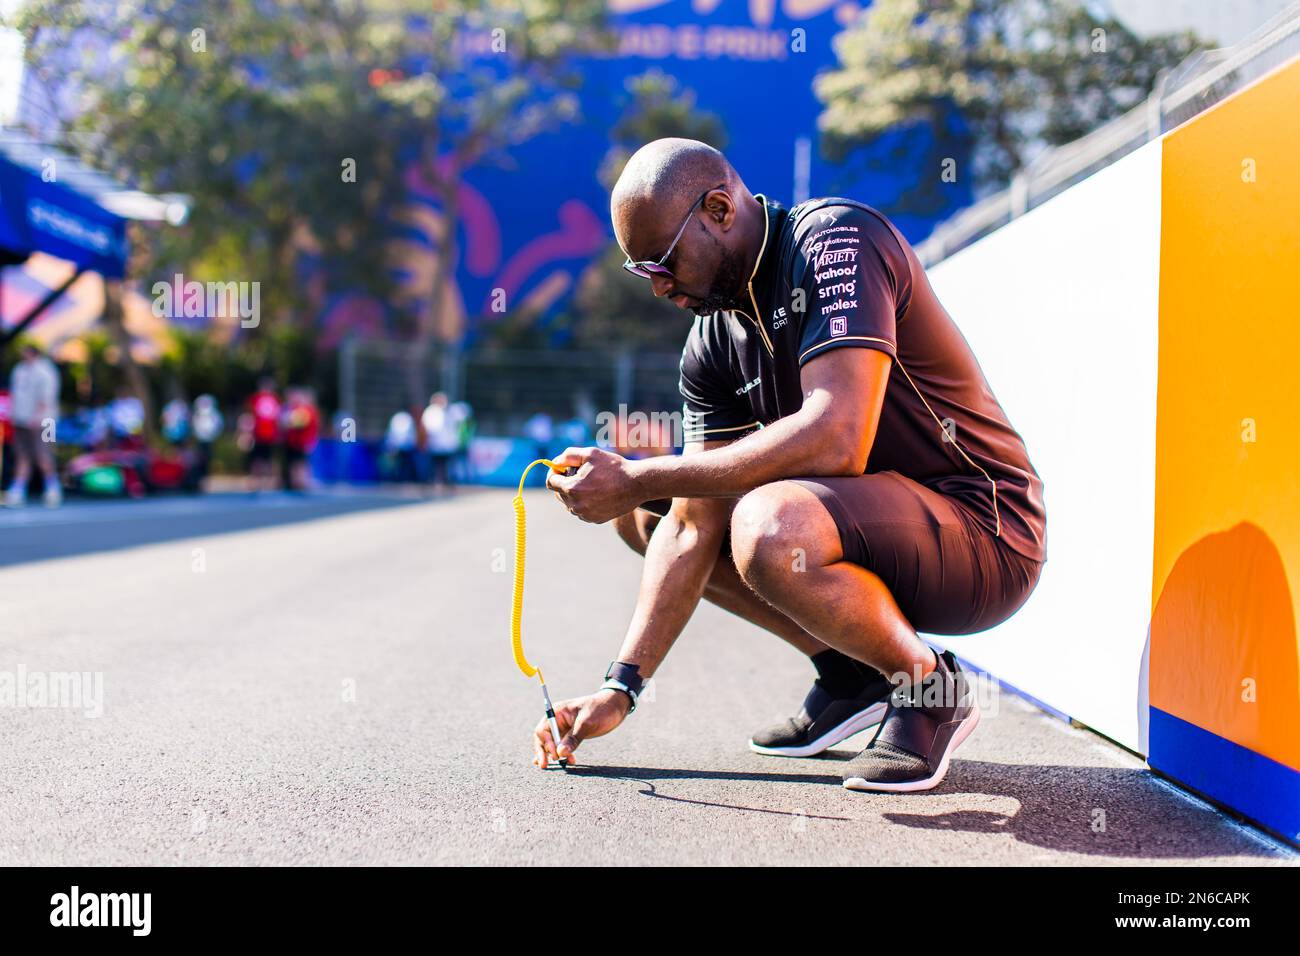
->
xmin=600 ymin=661 xmax=645 ymax=713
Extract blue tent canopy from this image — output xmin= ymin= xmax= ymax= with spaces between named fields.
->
xmin=0 ymin=131 xmax=128 ymax=277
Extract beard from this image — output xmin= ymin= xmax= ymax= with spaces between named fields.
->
xmin=689 ymin=237 xmax=748 ymax=315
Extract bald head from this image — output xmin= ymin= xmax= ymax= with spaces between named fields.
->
xmin=613 ymin=138 xmax=736 ymax=216
xmin=610 ymin=139 xmax=764 ymax=316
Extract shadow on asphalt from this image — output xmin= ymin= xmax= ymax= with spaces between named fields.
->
xmin=569 ymin=761 xmax=1282 ymax=860
xmin=565 ymin=764 xmax=852 ymax=821
xmin=876 ymin=760 xmax=1286 ymax=859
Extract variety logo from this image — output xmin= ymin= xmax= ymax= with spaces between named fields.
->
xmin=815 ymin=249 xmax=858 ymax=268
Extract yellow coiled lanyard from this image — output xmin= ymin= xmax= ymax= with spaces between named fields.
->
xmin=512 ymin=458 xmax=570 ymax=768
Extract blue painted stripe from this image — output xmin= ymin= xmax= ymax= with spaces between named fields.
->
xmin=1149 ymin=707 xmax=1300 ymax=845
xmin=944 ymin=652 xmax=1074 ymax=724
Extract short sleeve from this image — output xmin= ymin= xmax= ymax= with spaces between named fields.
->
xmin=679 ymin=317 xmax=758 ymax=443
xmin=792 ymin=205 xmax=911 ymax=368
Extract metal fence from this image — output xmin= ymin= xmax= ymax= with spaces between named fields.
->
xmin=338 ymin=339 xmax=683 ymax=439
xmin=916 ymin=2 xmax=1300 ymax=266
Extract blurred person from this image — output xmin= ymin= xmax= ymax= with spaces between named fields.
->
xmin=384 ymin=406 xmax=418 ymax=483
xmin=83 ymin=404 xmax=112 ymax=449
xmin=108 ymin=385 xmax=146 ymax=449
xmin=450 ymin=399 xmax=475 ymax=482
xmin=413 ymin=403 xmax=429 ymax=482
xmin=160 ymin=394 xmax=191 ymax=445
xmin=556 ymin=415 xmax=590 ymax=448
xmin=523 ymin=410 xmax=553 ymax=463
xmin=280 ymin=387 xmax=321 ymax=492
xmin=534 ymin=139 xmax=1046 ymax=794
xmin=191 ymin=394 xmax=224 ymax=479
xmin=4 ymin=343 xmax=61 ymax=508
xmin=422 ymin=392 xmax=463 ymax=491
xmin=244 ymin=378 xmax=282 ymax=491
xmin=0 ymin=386 xmax=11 ymax=490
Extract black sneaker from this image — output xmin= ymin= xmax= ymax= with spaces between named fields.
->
xmin=842 ymin=649 xmax=980 ymax=792
xmin=749 ymin=671 xmax=893 ymax=758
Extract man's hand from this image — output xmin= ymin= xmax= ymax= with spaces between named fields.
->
xmin=532 ymin=689 xmax=631 ymax=769
xmin=545 ymin=446 xmax=646 ymax=524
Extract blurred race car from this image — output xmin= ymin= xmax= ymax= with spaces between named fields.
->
xmin=64 ymin=447 xmax=205 ymax=498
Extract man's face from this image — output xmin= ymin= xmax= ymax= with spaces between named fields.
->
xmin=622 ymin=193 xmax=746 ymax=317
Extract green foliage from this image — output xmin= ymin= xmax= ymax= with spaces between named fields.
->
xmin=562 ymin=69 xmax=727 ymax=353
xmin=65 ymin=331 xmax=124 ymax=405
xmin=160 ymin=329 xmax=259 ymax=407
xmin=597 ymin=68 xmax=729 ymax=191
xmin=10 ymin=0 xmax=611 ymax=347
xmin=570 ymin=244 xmax=692 ymax=352
xmin=816 ymin=0 xmax=1204 ymax=210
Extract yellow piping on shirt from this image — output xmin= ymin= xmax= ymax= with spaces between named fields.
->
xmin=799 ymin=335 xmax=896 ymax=364
xmin=733 ymin=194 xmax=775 ymax=356
xmin=685 ymin=421 xmax=760 ymax=437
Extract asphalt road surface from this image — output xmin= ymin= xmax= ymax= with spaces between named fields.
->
xmin=0 ymin=489 xmax=1294 ymax=865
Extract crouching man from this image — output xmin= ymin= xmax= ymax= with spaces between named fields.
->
xmin=534 ymin=138 xmax=1046 ymax=792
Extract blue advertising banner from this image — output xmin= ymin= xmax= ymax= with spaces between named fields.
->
xmin=0 ymin=146 xmax=128 ymax=278
xmin=316 ymin=0 xmax=971 ymax=348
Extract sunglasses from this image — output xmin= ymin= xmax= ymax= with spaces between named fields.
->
xmin=622 ymin=183 xmax=726 ymax=281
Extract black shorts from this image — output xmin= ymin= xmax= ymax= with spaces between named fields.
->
xmin=639 ymin=470 xmax=1043 ymax=636
xmin=249 ymin=441 xmax=276 ymax=463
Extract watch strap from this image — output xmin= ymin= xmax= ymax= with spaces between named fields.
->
xmin=602 ymin=661 xmax=645 ymax=712
xmin=600 ymin=678 xmax=637 ymax=712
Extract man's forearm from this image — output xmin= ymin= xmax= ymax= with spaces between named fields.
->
xmin=631 ymin=406 xmax=859 ymax=501
xmin=613 ymin=512 xmax=726 ymax=678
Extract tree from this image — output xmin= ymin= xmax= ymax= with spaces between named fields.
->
xmin=596 ymin=67 xmax=729 ymax=192
xmin=815 ymin=0 xmax=1203 ymax=212
xmin=10 ymin=0 xmax=613 ymax=404
xmin=569 ymin=69 xmax=729 ymax=353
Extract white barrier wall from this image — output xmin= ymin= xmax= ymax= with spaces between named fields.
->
xmin=926 ymin=142 xmax=1164 ymax=752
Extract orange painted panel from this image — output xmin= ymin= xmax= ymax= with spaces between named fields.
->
xmin=1153 ymin=57 xmax=1300 ymax=771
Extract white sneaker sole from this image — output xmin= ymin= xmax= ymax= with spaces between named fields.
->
xmin=842 ymin=701 xmax=982 ymax=793
xmin=748 ymin=700 xmax=889 ymax=758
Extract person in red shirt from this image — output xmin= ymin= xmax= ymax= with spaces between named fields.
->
xmin=0 ymin=388 xmax=11 ymax=490
xmin=280 ymin=386 xmax=320 ymax=492
xmin=244 ymin=378 xmax=282 ymax=491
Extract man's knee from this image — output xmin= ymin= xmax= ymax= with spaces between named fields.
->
xmin=729 ymin=481 xmax=839 ymax=590
xmin=613 ymin=508 xmax=658 ymax=556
